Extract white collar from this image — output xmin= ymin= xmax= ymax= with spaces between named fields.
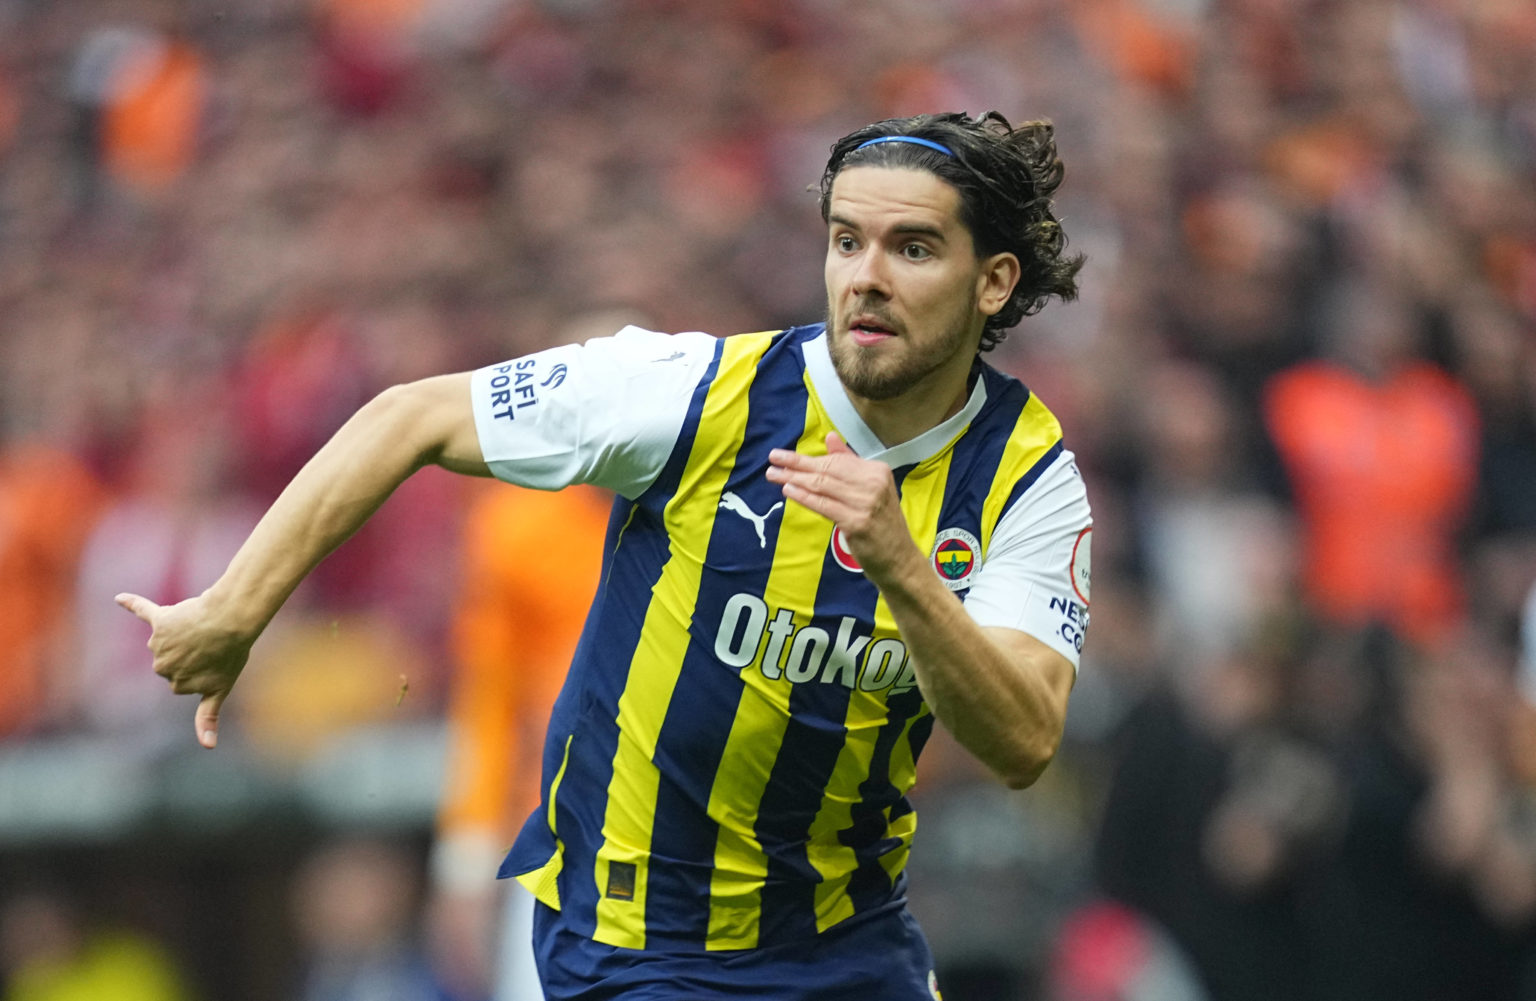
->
xmin=802 ymin=330 xmax=988 ymax=468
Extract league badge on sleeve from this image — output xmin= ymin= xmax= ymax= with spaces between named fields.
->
xmin=1070 ymin=526 xmax=1092 ymax=605
xmin=930 ymin=527 xmax=982 ymax=591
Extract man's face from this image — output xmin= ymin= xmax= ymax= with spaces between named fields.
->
xmin=823 ymin=166 xmax=1005 ymax=403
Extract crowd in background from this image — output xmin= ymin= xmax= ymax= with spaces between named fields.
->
xmin=2 ymin=0 xmax=1535 ymax=998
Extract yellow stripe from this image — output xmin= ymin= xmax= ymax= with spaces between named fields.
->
xmin=980 ymin=394 xmax=1062 ymax=552
xmin=703 ymin=394 xmax=831 ymax=950
xmin=806 ymin=434 xmax=954 ymax=933
xmin=513 ymin=733 xmax=575 ymax=909
xmin=591 ymin=333 xmax=772 ymax=950
xmin=877 ymin=714 xmax=925 ymax=885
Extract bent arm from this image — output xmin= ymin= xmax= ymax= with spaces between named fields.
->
xmin=766 ymin=434 xmax=1077 ymax=788
xmin=875 ymin=559 xmax=1074 ymax=789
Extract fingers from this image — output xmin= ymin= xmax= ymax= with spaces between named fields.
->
xmin=114 ymin=592 xmax=161 ymax=624
xmin=776 ymin=479 xmax=855 ymax=524
xmin=767 ymin=432 xmax=853 ymax=471
xmin=195 ymin=693 xmax=225 ymax=749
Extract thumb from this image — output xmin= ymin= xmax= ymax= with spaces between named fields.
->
xmin=195 ymin=693 xmax=225 ymax=749
xmin=826 ymin=431 xmax=853 ymax=455
xmin=115 ymin=592 xmax=161 ymax=624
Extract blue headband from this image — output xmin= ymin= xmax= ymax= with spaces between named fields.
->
xmin=854 ymin=135 xmax=954 ymax=157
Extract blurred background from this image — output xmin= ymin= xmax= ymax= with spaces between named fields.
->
xmin=1 ymin=0 xmax=1534 ymax=998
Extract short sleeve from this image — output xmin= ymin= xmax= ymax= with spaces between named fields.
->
xmin=963 ymin=449 xmax=1093 ymax=670
xmin=469 ymin=326 xmax=719 ymax=498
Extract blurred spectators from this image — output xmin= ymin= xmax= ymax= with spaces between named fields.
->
xmin=0 ymin=434 xmax=104 ymax=737
xmin=0 ymin=0 xmax=1532 ymax=997
xmin=1263 ymin=277 xmax=1481 ymax=648
xmin=65 ymin=19 xmax=208 ymax=210
xmin=1044 ymin=900 xmax=1210 ymax=1001
xmin=0 ymin=885 xmax=192 ymax=1001
xmin=289 ymin=838 xmax=441 ymax=1001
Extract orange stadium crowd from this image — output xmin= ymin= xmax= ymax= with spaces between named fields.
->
xmin=1 ymin=0 xmax=1535 ymax=999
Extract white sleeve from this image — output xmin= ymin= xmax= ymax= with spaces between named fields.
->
xmin=963 ymin=449 xmax=1093 ymax=671
xmin=469 ymin=325 xmax=719 ymax=498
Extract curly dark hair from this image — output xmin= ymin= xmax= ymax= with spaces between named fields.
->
xmin=819 ymin=111 xmax=1085 ymax=351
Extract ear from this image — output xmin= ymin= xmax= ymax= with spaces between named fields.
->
xmin=976 ymin=252 xmax=1021 ymax=318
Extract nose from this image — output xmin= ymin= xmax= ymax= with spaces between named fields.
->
xmin=849 ymin=247 xmax=891 ymax=299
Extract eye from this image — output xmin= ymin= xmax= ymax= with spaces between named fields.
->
xmin=900 ymin=242 xmax=932 ymax=261
xmin=835 ymin=234 xmax=858 ymax=253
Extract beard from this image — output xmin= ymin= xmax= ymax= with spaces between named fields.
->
xmin=825 ymin=296 xmax=978 ymax=401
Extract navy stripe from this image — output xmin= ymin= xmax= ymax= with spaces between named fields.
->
xmin=643 ymin=329 xmax=812 ymax=947
xmin=939 ymin=369 xmax=1031 ymax=594
xmin=842 ymin=367 xmax=1030 ymax=918
xmin=517 ymin=336 xmax=726 ymax=937
xmin=997 ymin=438 xmax=1064 ymax=521
xmin=840 ymin=684 xmax=927 ymax=914
xmin=500 ymin=496 xmax=633 ymax=882
xmin=753 ymin=425 xmax=902 ymax=943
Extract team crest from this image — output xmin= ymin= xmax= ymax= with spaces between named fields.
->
xmin=930 ymin=528 xmax=981 ymax=591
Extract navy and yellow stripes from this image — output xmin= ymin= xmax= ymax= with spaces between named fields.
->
xmin=502 ymin=324 xmax=1066 ymax=953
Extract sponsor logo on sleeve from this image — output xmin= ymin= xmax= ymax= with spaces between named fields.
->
xmin=487 ymin=358 xmax=562 ymax=422
xmin=1048 ymin=594 xmax=1089 ymax=653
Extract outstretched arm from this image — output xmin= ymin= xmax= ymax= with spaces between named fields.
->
xmin=117 ymin=373 xmax=487 ymax=749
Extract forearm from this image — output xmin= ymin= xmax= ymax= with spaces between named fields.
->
xmin=873 ymin=549 xmax=1072 ymax=789
xmin=766 ymin=435 xmax=1075 ymax=787
xmin=207 ymin=376 xmax=484 ymax=636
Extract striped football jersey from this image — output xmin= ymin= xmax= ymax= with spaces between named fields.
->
xmin=488 ymin=324 xmax=1075 ymax=952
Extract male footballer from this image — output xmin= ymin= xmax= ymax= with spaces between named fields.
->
xmin=121 ymin=111 xmax=1093 ymax=1000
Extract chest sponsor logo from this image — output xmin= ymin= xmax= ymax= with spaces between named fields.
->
xmin=713 ymin=593 xmax=917 ymax=695
xmin=931 ymin=527 xmax=981 ymax=591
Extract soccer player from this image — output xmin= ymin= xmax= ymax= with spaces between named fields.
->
xmin=118 ymin=111 xmax=1093 ymax=1000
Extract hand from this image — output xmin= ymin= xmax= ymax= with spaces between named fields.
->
xmin=765 ymin=431 xmax=920 ymax=582
xmin=115 ymin=591 xmax=253 ymax=749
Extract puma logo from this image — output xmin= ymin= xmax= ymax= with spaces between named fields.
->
xmin=718 ymin=491 xmax=783 ymax=549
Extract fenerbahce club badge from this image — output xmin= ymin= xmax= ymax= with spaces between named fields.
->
xmin=930 ymin=527 xmax=981 ymax=592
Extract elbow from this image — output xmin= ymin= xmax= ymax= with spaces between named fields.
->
xmin=998 ymin=730 xmax=1063 ymax=790
xmin=366 ymin=378 xmax=461 ymax=467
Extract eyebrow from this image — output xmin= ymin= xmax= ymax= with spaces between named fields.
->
xmin=827 ymin=214 xmax=949 ymax=243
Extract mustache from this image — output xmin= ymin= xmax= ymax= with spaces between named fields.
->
xmin=844 ymin=301 xmax=901 ymax=332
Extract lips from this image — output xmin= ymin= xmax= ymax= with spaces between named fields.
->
xmin=848 ymin=314 xmax=898 ymax=345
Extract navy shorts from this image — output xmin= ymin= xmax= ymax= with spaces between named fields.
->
xmin=532 ymin=902 xmax=941 ymax=1000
